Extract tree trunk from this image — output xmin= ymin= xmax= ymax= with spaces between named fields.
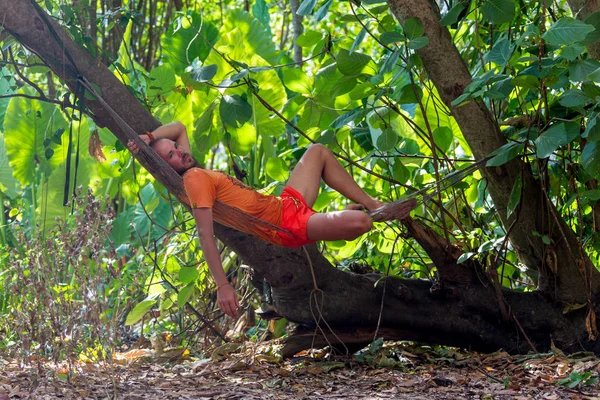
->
xmin=387 ymin=0 xmax=600 ymax=306
xmin=1 ymin=0 xmax=599 ymax=356
xmin=289 ymin=0 xmax=303 ymax=64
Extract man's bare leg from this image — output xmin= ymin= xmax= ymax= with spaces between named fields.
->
xmin=306 ymin=210 xmax=373 ymax=241
xmin=286 ymin=144 xmax=384 ymax=211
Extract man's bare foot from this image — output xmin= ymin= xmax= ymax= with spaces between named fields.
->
xmin=369 ymin=198 xmax=417 ymax=222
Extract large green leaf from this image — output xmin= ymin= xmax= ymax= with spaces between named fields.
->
xmin=486 ymin=38 xmax=512 ymax=66
xmin=38 ymin=151 xmax=97 ymax=232
xmin=220 ymin=95 xmax=253 ymax=128
xmin=558 ymin=89 xmax=591 ymax=108
xmin=282 ymin=68 xmax=312 ymax=94
xmin=36 ymin=118 xmax=101 ymax=232
xmin=0 ymin=133 xmax=18 ymax=198
xmin=535 ymin=122 xmax=579 ymax=159
xmin=0 ymin=67 xmax=15 ymax=132
xmin=229 ymin=124 xmax=256 ymax=155
xmin=4 ymin=96 xmax=68 ymax=185
xmin=570 ymin=59 xmax=600 ymax=82
xmin=481 ymin=0 xmax=516 ymax=25
xmin=376 ymin=127 xmax=398 ymax=152
xmin=154 ymin=90 xmax=195 ymax=134
xmin=265 ymin=157 xmax=289 ymax=182
xmin=220 ymin=10 xmax=281 ymax=65
xmin=147 ymin=64 xmax=177 ymax=100
xmin=178 ymin=282 xmax=195 ymax=307
xmin=337 ymin=49 xmax=374 ymax=76
xmin=582 ymin=141 xmax=600 ymax=177
xmin=252 ymin=0 xmax=272 ymax=35
xmin=486 ymin=142 xmax=523 ymax=166
xmin=125 ymin=299 xmax=157 ymax=325
xmin=403 ymin=18 xmax=424 ymax=39
xmin=543 ymin=17 xmax=595 ymax=46
xmin=161 ymin=12 xmax=220 ymax=74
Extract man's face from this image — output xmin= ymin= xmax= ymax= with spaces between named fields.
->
xmin=152 ymin=139 xmax=197 ymax=174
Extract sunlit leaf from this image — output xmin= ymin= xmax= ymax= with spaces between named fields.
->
xmin=178 ymin=282 xmax=195 ymax=307
xmin=161 ymin=12 xmax=219 ymax=74
xmin=376 ymin=127 xmax=398 ymax=152
xmin=125 ymin=299 xmax=157 ymax=325
xmin=265 ymin=157 xmax=289 ymax=182
xmin=337 ymin=49 xmax=373 ymax=75
xmin=433 ymin=127 xmax=453 ymax=152
xmin=4 ymin=95 xmax=68 ymax=185
xmin=220 ymin=95 xmax=253 ymax=128
xmin=282 ymin=68 xmax=312 ymax=94
xmin=0 ymin=133 xmax=18 ymax=197
xmin=179 ymin=267 xmax=199 ymax=284
xmin=296 ymin=31 xmax=323 ymax=47
xmin=189 ymin=63 xmax=218 ymax=83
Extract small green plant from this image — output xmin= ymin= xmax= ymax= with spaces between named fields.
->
xmin=557 ymin=371 xmax=599 ymax=388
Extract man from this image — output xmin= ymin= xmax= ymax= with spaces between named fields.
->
xmin=127 ymin=121 xmax=415 ymax=317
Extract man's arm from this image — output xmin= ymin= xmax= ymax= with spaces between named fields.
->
xmin=193 ymin=207 xmax=240 ymax=318
xmin=148 ymin=121 xmax=191 ymax=153
xmin=128 ymin=121 xmax=192 ymax=153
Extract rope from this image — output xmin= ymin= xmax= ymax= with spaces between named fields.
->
xmin=302 ymin=246 xmax=349 ymax=355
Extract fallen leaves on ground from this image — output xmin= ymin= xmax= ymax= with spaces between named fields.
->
xmin=1 ymin=343 xmax=600 ymax=399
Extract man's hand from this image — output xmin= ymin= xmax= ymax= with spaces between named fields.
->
xmin=217 ymin=283 xmax=240 ymax=318
xmin=127 ymin=134 xmax=152 ymax=154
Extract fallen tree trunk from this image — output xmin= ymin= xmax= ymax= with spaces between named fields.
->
xmin=1 ymin=0 xmax=599 ymax=357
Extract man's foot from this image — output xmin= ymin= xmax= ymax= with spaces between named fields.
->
xmin=368 ymin=198 xmax=417 ymax=222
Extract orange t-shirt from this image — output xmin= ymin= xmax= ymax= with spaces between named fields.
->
xmin=182 ymin=168 xmax=284 ymax=245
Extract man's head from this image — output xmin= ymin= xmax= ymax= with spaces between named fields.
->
xmin=151 ymin=138 xmax=198 ymax=174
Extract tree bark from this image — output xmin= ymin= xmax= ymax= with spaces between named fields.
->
xmin=387 ymin=0 xmax=600 ymax=305
xmin=289 ymin=0 xmax=303 ymax=64
xmin=2 ymin=0 xmax=599 ymax=356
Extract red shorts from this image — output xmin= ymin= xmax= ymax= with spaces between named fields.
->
xmin=277 ymin=186 xmax=317 ymax=247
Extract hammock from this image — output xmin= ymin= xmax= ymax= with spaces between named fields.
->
xmin=77 ymin=76 xmax=485 ymax=243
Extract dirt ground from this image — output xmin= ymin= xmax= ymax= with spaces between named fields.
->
xmin=2 ymin=342 xmax=600 ymax=399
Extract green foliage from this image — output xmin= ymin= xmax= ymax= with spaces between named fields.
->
xmin=3 ymin=0 xmax=600 ymax=359
xmin=160 ymin=12 xmax=219 ymax=75
xmin=4 ymin=96 xmax=68 ymax=185
xmin=557 ymin=371 xmax=599 ymax=388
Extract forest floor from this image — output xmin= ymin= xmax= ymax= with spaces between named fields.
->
xmin=2 ymin=341 xmax=600 ymax=399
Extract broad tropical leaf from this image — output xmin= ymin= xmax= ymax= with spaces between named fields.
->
xmin=4 ymin=95 xmax=68 ymax=185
